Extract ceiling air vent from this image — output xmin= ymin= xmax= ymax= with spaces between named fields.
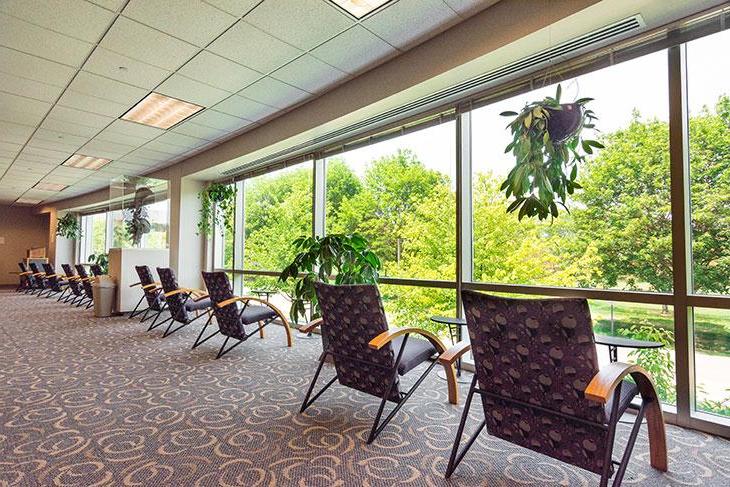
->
xmin=223 ymin=15 xmax=645 ymax=178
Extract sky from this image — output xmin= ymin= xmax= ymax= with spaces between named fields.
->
xmin=328 ymin=29 xmax=729 ymax=182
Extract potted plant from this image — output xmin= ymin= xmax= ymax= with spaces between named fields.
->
xmin=124 ymin=186 xmax=154 ymax=246
xmin=279 ymin=233 xmax=381 ymax=326
xmin=499 ymin=83 xmax=603 ymax=220
xmin=56 ymin=213 xmax=82 ymax=239
xmin=197 ymin=182 xmax=237 ymax=237
xmin=88 ymin=252 xmax=109 ymax=275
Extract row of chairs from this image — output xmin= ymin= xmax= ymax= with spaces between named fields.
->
xmin=15 ymin=261 xmax=102 ymax=308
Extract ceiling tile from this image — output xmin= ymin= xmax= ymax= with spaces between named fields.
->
xmin=21 ymin=145 xmax=73 ymax=161
xmin=171 ymin=120 xmax=231 ymax=141
xmin=48 ymin=165 xmax=96 ymax=178
xmin=156 ymin=74 xmax=231 ymax=107
xmin=0 ymin=142 xmax=22 ymax=153
xmin=33 ymin=129 xmax=89 ymax=148
xmin=67 ymin=71 xmax=148 ymax=105
xmin=57 ymin=90 xmax=130 ymax=118
xmin=443 ymin=0 xmax=500 ymax=17
xmin=311 ymin=25 xmax=397 ymax=74
xmin=272 ymin=54 xmax=347 ymax=94
xmin=46 ymin=105 xmax=115 ymax=129
xmin=189 ymin=109 xmax=251 ymax=132
xmin=0 ymin=121 xmax=35 ymax=144
xmin=0 ymin=71 xmax=65 ymax=103
xmin=123 ymin=0 xmax=237 ymax=47
xmin=0 ymin=13 xmax=94 ymax=66
xmin=140 ymin=140 xmax=185 ymax=156
xmin=100 ymin=16 xmax=198 ymax=71
xmin=0 ymin=108 xmax=46 ymax=127
xmin=213 ymin=95 xmax=277 ymax=121
xmin=208 ymin=21 xmax=302 ymax=73
xmin=0 ymin=0 xmax=114 ymax=43
xmin=26 ymin=137 xmax=83 ymax=154
xmin=238 ymin=76 xmax=309 ymax=109
xmin=202 ymin=0 xmax=259 ymax=17
xmin=245 ymin=0 xmax=353 ymax=50
xmin=0 ymin=46 xmax=77 ymax=87
xmin=363 ymin=0 xmax=458 ymax=50
xmin=40 ymin=118 xmax=101 ymax=137
xmin=79 ymin=139 xmax=135 ymax=159
xmin=155 ymin=132 xmax=208 ymax=150
xmin=84 ymin=48 xmax=172 ymax=89
xmin=101 ymin=119 xmax=166 ymax=140
xmin=0 ymin=92 xmax=52 ymax=122
xmin=88 ymin=0 xmax=127 ymax=12
xmin=179 ymin=50 xmax=262 ymax=92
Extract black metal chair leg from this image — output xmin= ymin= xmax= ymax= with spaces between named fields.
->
xmin=300 ymin=352 xmax=338 ymax=412
xmin=128 ymin=295 xmax=146 ymax=319
xmin=611 ymin=400 xmax=648 ymax=487
xmin=446 ymin=374 xmax=484 ymax=478
xmin=192 ymin=314 xmax=217 ymax=349
xmin=216 ymin=336 xmax=245 ymax=359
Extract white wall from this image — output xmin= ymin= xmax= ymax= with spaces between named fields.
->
xmin=169 ymin=170 xmax=207 ymax=289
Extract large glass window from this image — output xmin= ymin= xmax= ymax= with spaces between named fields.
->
xmin=325 ymin=121 xmax=456 ymax=281
xmin=80 ymin=212 xmax=107 ymax=262
xmin=471 ymin=50 xmax=671 ymax=293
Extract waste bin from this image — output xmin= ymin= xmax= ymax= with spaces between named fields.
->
xmin=92 ymin=275 xmax=116 ymax=317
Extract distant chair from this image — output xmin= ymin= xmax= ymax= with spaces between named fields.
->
xmin=61 ymin=264 xmax=86 ymax=306
xmin=128 ymin=265 xmax=165 ymax=325
xmin=441 ymin=291 xmax=667 ymax=486
xmin=155 ymin=267 xmax=213 ymax=338
xmin=28 ymin=263 xmax=49 ymax=296
xmin=299 ymin=282 xmax=458 ymax=444
xmin=89 ymin=264 xmax=104 ymax=277
xmin=74 ymin=264 xmax=95 ymax=309
xmin=16 ymin=262 xmax=34 ymax=293
xmin=201 ymin=271 xmax=292 ymax=358
xmin=41 ymin=263 xmax=68 ymax=299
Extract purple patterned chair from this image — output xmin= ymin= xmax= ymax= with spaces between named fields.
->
xmin=28 ymin=262 xmax=49 ymax=295
xmin=201 ymin=271 xmax=292 ymax=358
xmin=154 ymin=267 xmax=213 ymax=338
xmin=441 ymin=291 xmax=668 ymax=486
xmin=74 ymin=264 xmax=95 ymax=309
xmin=128 ymin=265 xmax=165 ymax=325
xmin=41 ymin=263 xmax=68 ymax=299
xmin=299 ymin=282 xmax=458 ymax=444
xmin=16 ymin=262 xmax=35 ymax=293
xmin=61 ymin=264 xmax=85 ymax=305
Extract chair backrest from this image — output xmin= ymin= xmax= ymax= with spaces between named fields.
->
xmin=314 ymin=282 xmax=400 ymax=402
xmin=157 ymin=267 xmax=190 ymax=323
xmin=62 ymin=264 xmax=83 ymax=295
xmin=28 ymin=263 xmax=46 ymax=288
xmin=42 ymin=263 xmax=62 ymax=291
xmin=135 ymin=265 xmax=163 ymax=309
xmin=90 ymin=264 xmax=103 ymax=276
xmin=17 ymin=262 xmax=31 ymax=287
xmin=18 ymin=262 xmax=28 ymax=273
xmin=461 ymin=290 xmax=609 ymax=474
xmin=29 ymin=262 xmax=41 ymax=274
xmin=75 ymin=264 xmax=93 ymax=296
xmin=201 ymin=271 xmax=245 ymax=339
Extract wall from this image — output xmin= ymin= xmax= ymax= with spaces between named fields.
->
xmin=168 ymin=169 xmax=207 ymax=288
xmin=0 ymin=205 xmax=50 ymax=285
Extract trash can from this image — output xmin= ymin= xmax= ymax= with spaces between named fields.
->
xmin=92 ymin=275 xmax=116 ymax=318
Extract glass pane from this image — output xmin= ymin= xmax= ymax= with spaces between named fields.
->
xmin=325 ymin=121 xmax=456 ymax=280
xmin=693 ymin=307 xmax=730 ymax=419
xmin=213 ymin=184 xmax=235 ymax=270
xmin=687 ymin=29 xmax=730 ymax=296
xmin=243 ymin=163 xmax=313 ymax=271
xmin=471 ymin=50 xmax=671 ymax=292
xmin=242 ymin=274 xmax=296 ymax=324
xmin=142 ymin=199 xmax=169 ymax=249
xmin=379 ymin=284 xmax=456 ymax=341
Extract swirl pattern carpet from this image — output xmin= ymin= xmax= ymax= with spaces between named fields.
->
xmin=0 ymin=290 xmax=728 ymax=486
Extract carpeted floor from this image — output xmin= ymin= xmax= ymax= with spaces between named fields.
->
xmin=1 ymin=290 xmax=729 ymax=486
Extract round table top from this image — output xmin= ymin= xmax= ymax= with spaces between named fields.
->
xmin=251 ymin=289 xmax=276 ymax=294
xmin=430 ymin=315 xmax=467 ymax=326
xmin=594 ymin=334 xmax=664 ymax=349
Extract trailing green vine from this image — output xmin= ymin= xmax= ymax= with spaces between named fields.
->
xmin=197 ymin=182 xmax=237 ymax=237
xmin=56 ymin=213 xmax=82 ymax=239
xmin=500 ymin=83 xmax=603 ymax=220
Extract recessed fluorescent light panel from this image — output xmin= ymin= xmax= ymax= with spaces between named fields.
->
xmin=63 ymin=154 xmax=112 ymax=170
xmin=16 ymin=197 xmax=43 ymax=205
xmin=34 ymin=182 xmax=68 ymax=192
xmin=121 ymin=92 xmax=204 ymax=129
xmin=330 ymin=0 xmax=392 ymax=19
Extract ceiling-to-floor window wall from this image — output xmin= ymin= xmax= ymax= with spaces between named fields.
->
xmin=212 ymin=13 xmax=730 ymax=434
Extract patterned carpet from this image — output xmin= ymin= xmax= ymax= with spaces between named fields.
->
xmin=0 ymin=290 xmax=729 ymax=486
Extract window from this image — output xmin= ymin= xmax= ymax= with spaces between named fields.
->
xmin=471 ymin=51 xmax=671 ymax=293
xmin=80 ymin=212 xmax=107 ymax=262
xmin=243 ymin=163 xmax=313 ymax=271
xmin=325 ymin=121 xmax=456 ymax=280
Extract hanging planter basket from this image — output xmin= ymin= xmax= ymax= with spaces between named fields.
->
xmin=499 ymin=84 xmax=603 ymax=221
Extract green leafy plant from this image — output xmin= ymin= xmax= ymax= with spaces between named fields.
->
xmin=123 ymin=186 xmax=154 ymax=246
xmin=500 ymin=83 xmax=603 ymax=220
xmin=619 ymin=321 xmax=676 ymax=405
xmin=88 ymin=252 xmax=109 ymax=275
xmin=197 ymin=183 xmax=237 ymax=237
xmin=279 ymin=233 xmax=381 ymax=325
xmin=56 ymin=213 xmax=82 ymax=239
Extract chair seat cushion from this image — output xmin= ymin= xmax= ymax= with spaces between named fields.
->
xmin=605 ymin=379 xmax=639 ymax=420
xmin=391 ymin=336 xmax=437 ymax=375
xmin=240 ymin=305 xmax=277 ymax=325
xmin=185 ymin=297 xmax=212 ymax=312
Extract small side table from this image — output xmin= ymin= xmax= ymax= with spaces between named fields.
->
xmin=251 ymin=289 xmax=276 ymax=302
xmin=431 ymin=315 xmax=471 ymax=384
xmin=594 ymin=334 xmax=664 ymax=363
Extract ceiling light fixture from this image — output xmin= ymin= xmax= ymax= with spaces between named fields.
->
xmin=15 ymin=197 xmax=43 ymax=205
xmin=121 ymin=92 xmax=204 ymax=129
xmin=330 ymin=0 xmax=391 ymax=19
xmin=34 ymin=182 xmax=68 ymax=192
xmin=63 ymin=154 xmax=112 ymax=170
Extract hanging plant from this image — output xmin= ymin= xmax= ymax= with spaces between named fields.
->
xmin=499 ymin=83 xmax=603 ymax=220
xmin=56 ymin=213 xmax=82 ymax=239
xmin=124 ymin=186 xmax=154 ymax=246
xmin=197 ymin=182 xmax=237 ymax=237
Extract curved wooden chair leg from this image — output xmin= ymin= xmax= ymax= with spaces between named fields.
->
xmin=442 ymin=362 xmax=459 ymax=405
xmin=633 ymin=372 xmax=668 ymax=471
xmin=258 ymin=320 xmax=265 ymax=339
xmin=262 ymin=302 xmax=292 ymax=347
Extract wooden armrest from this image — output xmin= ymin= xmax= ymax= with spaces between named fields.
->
xmin=32 ymin=272 xmax=45 ymax=276
xmin=193 ymin=293 xmax=209 ymax=302
xmin=141 ymin=283 xmax=159 ymax=290
xmin=129 ymin=281 xmax=142 ymax=287
xmin=216 ymin=295 xmax=263 ymax=308
xmin=585 ymin=362 xmax=668 ymax=472
xmin=214 ymin=295 xmax=293 ymax=346
xmin=19 ymin=271 xmax=32 ymax=276
xmin=81 ymin=277 xmax=94 ymax=281
xmin=369 ymin=327 xmax=448 ymax=353
xmin=298 ymin=318 xmax=323 ymax=334
xmin=45 ymin=274 xmax=58 ymax=278
xmin=437 ymin=341 xmax=472 ymax=366
xmin=164 ymin=287 xmax=206 ymax=298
